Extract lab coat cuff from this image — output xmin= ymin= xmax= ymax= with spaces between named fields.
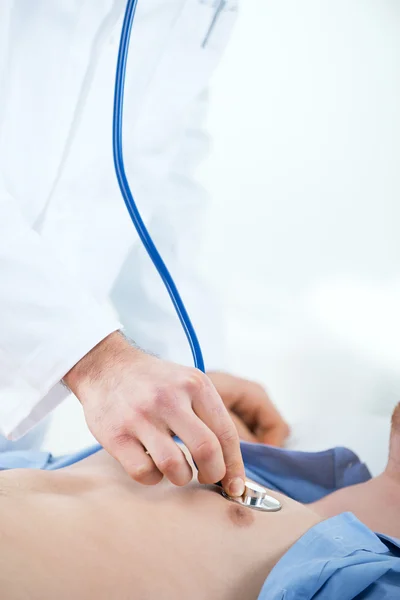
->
xmin=2 ymin=383 xmax=71 ymax=441
xmin=0 ymin=315 xmax=121 ymax=440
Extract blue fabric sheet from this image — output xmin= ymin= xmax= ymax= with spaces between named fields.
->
xmin=0 ymin=441 xmax=399 ymax=598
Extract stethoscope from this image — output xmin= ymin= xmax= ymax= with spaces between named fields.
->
xmin=113 ymin=0 xmax=281 ymax=513
xmin=112 ymin=0 xmax=205 ymax=373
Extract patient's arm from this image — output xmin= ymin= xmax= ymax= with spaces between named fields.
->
xmin=311 ymin=403 xmax=400 ymax=538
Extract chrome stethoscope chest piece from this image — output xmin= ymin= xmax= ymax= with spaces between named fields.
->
xmin=222 ymin=480 xmax=282 ymax=512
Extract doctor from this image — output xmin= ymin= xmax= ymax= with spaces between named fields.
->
xmin=0 ymin=0 xmax=288 ymax=495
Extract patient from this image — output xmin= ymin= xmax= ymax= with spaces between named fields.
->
xmin=0 ymin=408 xmax=400 ymax=599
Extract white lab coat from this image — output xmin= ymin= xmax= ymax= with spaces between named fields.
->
xmin=0 ymin=0 xmax=238 ymax=440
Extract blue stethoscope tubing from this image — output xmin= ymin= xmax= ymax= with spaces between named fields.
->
xmin=113 ymin=0 xmax=206 ymax=373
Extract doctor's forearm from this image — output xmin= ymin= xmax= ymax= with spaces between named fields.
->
xmin=63 ymin=332 xmax=132 ymax=395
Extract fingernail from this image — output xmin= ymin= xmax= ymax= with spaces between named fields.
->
xmin=228 ymin=477 xmax=245 ymax=497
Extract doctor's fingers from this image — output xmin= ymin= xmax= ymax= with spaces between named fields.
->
xmin=136 ymin=424 xmax=193 ymax=487
xmin=250 ymin=393 xmax=290 ymax=447
xmin=192 ymin=384 xmax=246 ymax=497
xmin=109 ymin=434 xmax=164 ymax=485
xmin=168 ymin=410 xmax=226 ymax=485
xmin=230 ymin=381 xmax=290 ymax=447
xmin=261 ymin=422 xmax=291 ymax=447
xmin=229 ymin=411 xmax=258 ymax=443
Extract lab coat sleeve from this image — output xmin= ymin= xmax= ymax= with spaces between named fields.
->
xmin=0 ymin=186 xmax=120 ymax=440
xmin=111 ymin=90 xmax=227 ymax=371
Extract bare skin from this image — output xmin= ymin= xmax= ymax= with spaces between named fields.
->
xmin=0 ymin=450 xmax=319 ymax=600
xmin=311 ymin=403 xmax=400 ymax=538
xmin=1 ymin=405 xmax=400 ymax=599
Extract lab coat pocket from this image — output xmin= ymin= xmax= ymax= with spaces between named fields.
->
xmin=199 ymin=0 xmax=239 ymax=49
xmin=132 ymin=0 xmax=239 ymax=150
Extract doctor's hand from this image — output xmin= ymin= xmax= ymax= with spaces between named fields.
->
xmin=206 ymin=372 xmax=290 ymax=447
xmin=64 ymin=332 xmax=246 ymax=497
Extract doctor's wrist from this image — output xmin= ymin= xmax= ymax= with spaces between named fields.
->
xmin=63 ymin=331 xmax=135 ymax=398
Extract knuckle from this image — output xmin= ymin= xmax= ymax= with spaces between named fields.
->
xmin=158 ymin=454 xmax=182 ymax=475
xmin=133 ymin=401 xmax=152 ymax=422
xmin=211 ymin=402 xmax=226 ymax=418
xmin=224 ymin=452 xmax=244 ymax=473
xmin=122 ymin=411 xmax=141 ymax=431
xmin=184 ymin=371 xmax=207 ymax=395
xmin=112 ymin=429 xmax=132 ymax=449
xmin=134 ymin=388 xmax=178 ymax=420
xmin=192 ymin=438 xmax=219 ymax=463
xmin=219 ymin=426 xmax=240 ymax=447
xmin=152 ymin=387 xmax=178 ymax=415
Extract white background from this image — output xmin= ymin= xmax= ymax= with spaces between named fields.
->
xmin=198 ymin=0 xmax=400 ymax=419
xmin=47 ymin=0 xmax=400 ymax=471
